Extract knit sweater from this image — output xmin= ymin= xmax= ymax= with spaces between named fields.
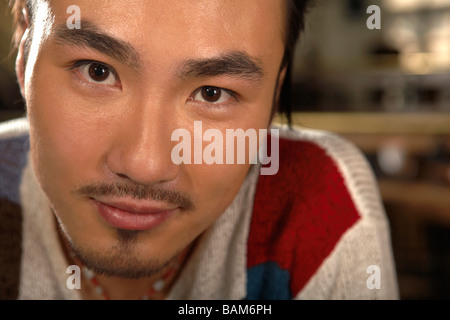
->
xmin=0 ymin=117 xmax=399 ymax=299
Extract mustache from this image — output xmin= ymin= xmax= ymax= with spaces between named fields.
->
xmin=72 ymin=181 xmax=195 ymax=210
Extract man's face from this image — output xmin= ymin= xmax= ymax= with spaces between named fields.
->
xmin=21 ymin=0 xmax=285 ymax=277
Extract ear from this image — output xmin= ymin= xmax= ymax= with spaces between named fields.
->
xmin=16 ymin=31 xmax=28 ymax=99
xmin=15 ymin=9 xmax=31 ymax=99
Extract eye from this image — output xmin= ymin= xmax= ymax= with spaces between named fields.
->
xmin=73 ymin=61 xmax=119 ymax=87
xmin=191 ymin=86 xmax=235 ymax=104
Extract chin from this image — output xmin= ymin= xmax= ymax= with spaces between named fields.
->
xmin=64 ymin=227 xmax=179 ymax=279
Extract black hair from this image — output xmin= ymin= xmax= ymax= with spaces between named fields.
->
xmin=280 ymin=0 xmax=312 ymax=124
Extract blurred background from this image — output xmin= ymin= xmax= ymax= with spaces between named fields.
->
xmin=0 ymin=0 xmax=449 ymax=299
xmin=289 ymin=0 xmax=450 ymax=299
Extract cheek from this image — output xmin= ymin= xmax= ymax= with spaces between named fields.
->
xmin=184 ymin=162 xmax=250 ymax=228
xmin=27 ymin=68 xmax=107 ymax=192
xmin=26 ymin=70 xmax=115 ymax=243
xmin=194 ymin=162 xmax=248 ymax=195
xmin=187 ymin=112 xmax=273 ymax=210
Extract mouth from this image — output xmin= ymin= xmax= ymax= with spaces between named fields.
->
xmin=92 ymin=198 xmax=178 ymax=231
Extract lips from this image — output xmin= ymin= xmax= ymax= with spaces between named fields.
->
xmin=92 ymin=198 xmax=177 ymax=231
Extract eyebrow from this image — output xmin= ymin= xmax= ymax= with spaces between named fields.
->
xmin=179 ymin=51 xmax=265 ymax=84
xmin=53 ymin=21 xmax=142 ymax=71
xmin=53 ymin=21 xmax=265 ymax=83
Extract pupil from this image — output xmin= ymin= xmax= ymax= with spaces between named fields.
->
xmin=89 ymin=63 xmax=109 ymax=81
xmin=202 ymin=86 xmax=221 ymax=102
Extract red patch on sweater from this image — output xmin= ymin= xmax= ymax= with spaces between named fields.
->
xmin=247 ymin=136 xmax=360 ymax=296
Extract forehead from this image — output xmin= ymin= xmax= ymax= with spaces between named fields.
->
xmin=44 ymin=0 xmax=285 ymax=62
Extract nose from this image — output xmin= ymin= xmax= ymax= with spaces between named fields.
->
xmin=106 ymin=100 xmax=180 ymax=186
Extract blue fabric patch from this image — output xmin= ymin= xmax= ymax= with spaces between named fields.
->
xmin=0 ymin=135 xmax=30 ymax=205
xmin=246 ymin=261 xmax=292 ymax=299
